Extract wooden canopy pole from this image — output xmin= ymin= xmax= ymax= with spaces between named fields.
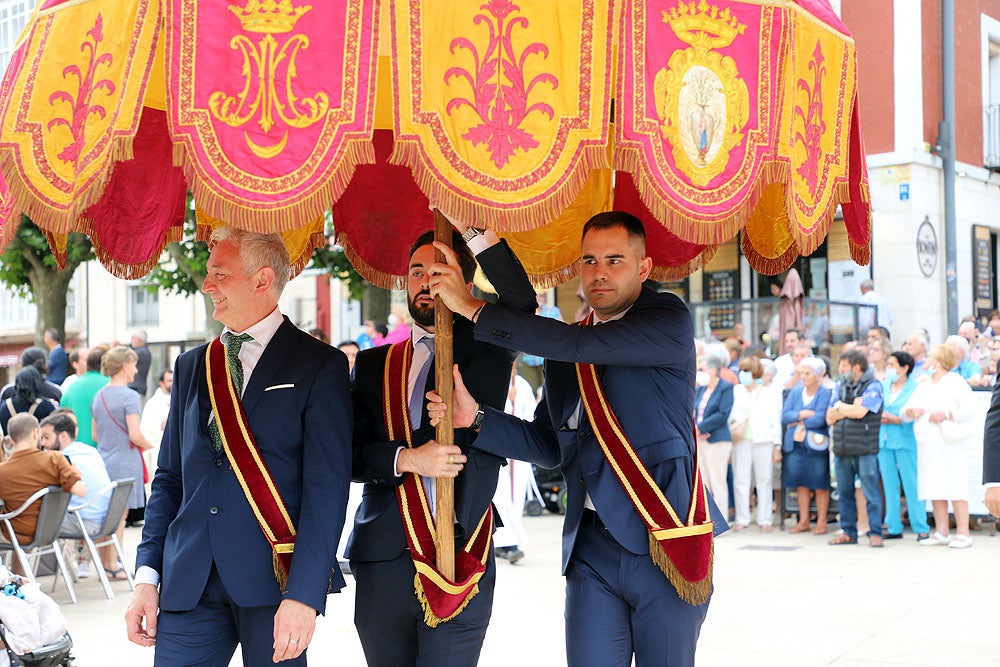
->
xmin=432 ymin=209 xmax=455 ymax=579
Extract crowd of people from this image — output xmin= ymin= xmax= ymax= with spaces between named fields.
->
xmin=5 ymin=214 xmax=1000 ymax=667
xmin=697 ymin=317 xmax=995 ymax=549
xmin=0 ymin=331 xmax=165 ymax=582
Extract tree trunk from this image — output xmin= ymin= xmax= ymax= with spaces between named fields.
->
xmin=363 ymin=284 xmax=391 ymax=325
xmin=30 ymin=266 xmax=72 ymax=347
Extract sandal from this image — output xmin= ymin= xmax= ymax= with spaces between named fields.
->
xmin=827 ymin=534 xmax=858 ymax=545
xmin=104 ymin=567 xmax=129 ymax=581
xmin=788 ymin=523 xmax=810 ymax=533
xmin=759 ymin=525 xmax=773 ymax=533
xmin=813 ymin=524 xmax=828 ymax=535
xmin=948 ymin=534 xmax=972 ymax=549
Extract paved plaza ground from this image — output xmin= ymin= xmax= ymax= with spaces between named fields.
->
xmin=37 ymin=511 xmax=1000 ymax=666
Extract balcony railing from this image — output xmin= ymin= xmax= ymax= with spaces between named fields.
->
xmin=683 ymin=296 xmax=864 ymax=356
xmin=987 ymin=103 xmax=1000 ymax=172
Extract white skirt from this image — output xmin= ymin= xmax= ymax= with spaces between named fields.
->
xmin=916 ymin=434 xmax=969 ymax=501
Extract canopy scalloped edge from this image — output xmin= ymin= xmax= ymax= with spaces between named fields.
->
xmin=389 ymin=140 xmax=609 ymax=234
xmin=333 ymin=229 xmax=405 ymax=291
xmin=175 ymin=140 xmax=376 ymax=237
xmin=83 ymin=221 xmax=184 ymax=280
xmin=194 ymin=218 xmax=326 ymax=281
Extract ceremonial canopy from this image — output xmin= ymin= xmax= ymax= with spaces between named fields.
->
xmin=0 ymin=0 xmax=871 ymax=285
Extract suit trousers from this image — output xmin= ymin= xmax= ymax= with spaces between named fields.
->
xmin=154 ymin=564 xmax=304 ymax=667
xmin=352 ymin=547 xmax=496 ymax=667
xmin=565 ymin=520 xmax=709 ymax=667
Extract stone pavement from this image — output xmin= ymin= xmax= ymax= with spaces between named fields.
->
xmin=38 ymin=513 xmax=1000 ymax=666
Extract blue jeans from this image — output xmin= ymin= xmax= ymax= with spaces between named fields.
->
xmin=834 ymin=453 xmax=883 ymax=538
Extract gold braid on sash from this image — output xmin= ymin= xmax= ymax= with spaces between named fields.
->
xmin=574 ymin=314 xmax=713 ymax=605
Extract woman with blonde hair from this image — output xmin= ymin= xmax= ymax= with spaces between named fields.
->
xmin=729 ymin=355 xmax=783 ymax=531
xmin=903 ymin=344 xmax=977 ymax=548
xmin=92 ymin=345 xmax=153 ymax=578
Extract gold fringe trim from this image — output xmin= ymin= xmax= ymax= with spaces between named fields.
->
xmin=648 ymin=245 xmax=719 ymax=283
xmin=172 ymin=138 xmax=375 ymax=233
xmin=75 ymin=214 xmax=184 ymax=280
xmin=741 ymin=231 xmax=801 ymax=277
xmin=414 ymin=573 xmax=479 ymax=629
xmin=333 ymin=230 xmax=406 ymax=291
xmin=616 ymin=148 xmax=794 ymax=247
xmin=388 ymin=138 xmax=610 ymax=233
xmin=273 ymin=551 xmax=288 ymax=594
xmin=648 ymin=532 xmax=713 ymax=607
xmin=0 ymin=130 xmax=138 ymax=236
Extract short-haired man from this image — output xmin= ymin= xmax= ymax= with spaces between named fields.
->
xmin=903 ymin=330 xmax=930 ymax=376
xmin=139 ymin=369 xmax=173 ymax=482
xmin=128 ymin=330 xmax=151 ymax=398
xmin=858 ymin=278 xmax=893 ymax=336
xmin=335 ymin=340 xmax=360 ymax=374
xmin=0 ymin=414 xmax=86 ymax=572
xmin=346 ymin=224 xmax=536 ymax=665
xmin=59 ymin=345 xmax=110 ymax=446
xmin=43 ymin=329 xmax=68 ymax=385
xmin=126 ymin=228 xmax=353 ymax=665
xmin=429 ymin=211 xmax=727 ymax=666
xmin=772 ymin=329 xmax=804 ymax=389
xmin=60 ymin=347 xmax=89 ymax=392
xmin=39 ymin=412 xmax=112 ymax=577
xmin=826 ymin=349 xmax=884 ymax=547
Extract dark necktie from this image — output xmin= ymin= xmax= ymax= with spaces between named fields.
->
xmin=209 ymin=332 xmax=254 ymax=452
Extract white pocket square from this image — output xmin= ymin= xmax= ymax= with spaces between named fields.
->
xmin=264 ymin=383 xmax=295 ymax=392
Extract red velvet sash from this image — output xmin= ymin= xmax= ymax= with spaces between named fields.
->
xmin=205 ymin=338 xmax=296 ymax=591
xmin=575 ymin=315 xmax=713 ymax=605
xmin=383 ymin=341 xmax=493 ymax=627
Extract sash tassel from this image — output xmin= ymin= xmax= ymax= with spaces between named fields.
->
xmin=648 ymin=532 xmax=713 ymax=606
xmin=382 ymin=341 xmax=493 ymax=625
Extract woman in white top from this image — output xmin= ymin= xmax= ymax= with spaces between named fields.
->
xmin=903 ymin=344 xmax=977 ymax=548
xmin=728 ymin=356 xmax=783 ymax=532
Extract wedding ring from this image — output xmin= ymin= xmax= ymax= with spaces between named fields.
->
xmin=289 ymin=639 xmax=299 ymax=644
xmin=448 ymin=455 xmax=453 ymax=464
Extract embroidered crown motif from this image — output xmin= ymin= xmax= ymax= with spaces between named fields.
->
xmin=228 ymin=0 xmax=311 ymax=34
xmin=663 ymin=0 xmax=747 ymax=52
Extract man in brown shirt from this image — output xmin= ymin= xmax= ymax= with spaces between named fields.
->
xmin=0 ymin=413 xmax=86 ymax=547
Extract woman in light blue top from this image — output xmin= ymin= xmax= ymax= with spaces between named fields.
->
xmin=878 ymin=350 xmax=929 ymax=539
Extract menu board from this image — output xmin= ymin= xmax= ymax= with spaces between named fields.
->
xmin=703 ymin=270 xmax=739 ymax=329
xmin=973 ymin=226 xmax=994 ymax=315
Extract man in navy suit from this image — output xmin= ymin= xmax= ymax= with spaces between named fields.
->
xmin=428 ymin=211 xmax=726 ymax=667
xmin=125 ymin=228 xmax=352 ymax=665
xmin=347 ymin=224 xmax=536 ymax=666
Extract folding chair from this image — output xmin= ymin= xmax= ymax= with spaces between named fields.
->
xmin=0 ymin=486 xmax=76 ymax=604
xmin=57 ymin=478 xmax=136 ymax=600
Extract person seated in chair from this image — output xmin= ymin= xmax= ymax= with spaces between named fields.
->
xmin=39 ymin=411 xmax=112 ymax=578
xmin=0 ymin=413 xmax=86 ymax=574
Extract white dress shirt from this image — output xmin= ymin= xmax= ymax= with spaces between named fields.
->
xmin=135 ymin=307 xmax=286 ymax=587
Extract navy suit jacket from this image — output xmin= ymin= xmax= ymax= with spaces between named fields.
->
xmin=346 ymin=240 xmax=536 ymax=562
xmin=983 ymin=378 xmax=1000 ymax=484
xmin=46 ymin=345 xmax=68 ymax=385
xmin=471 ymin=285 xmax=727 ymax=574
xmin=694 ymin=380 xmax=734 ymax=442
xmin=136 ymin=318 xmax=353 ymax=614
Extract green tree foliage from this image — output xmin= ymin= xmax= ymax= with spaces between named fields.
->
xmin=143 ymin=199 xmax=372 ymax=336
xmin=0 ymin=215 xmax=94 ymax=345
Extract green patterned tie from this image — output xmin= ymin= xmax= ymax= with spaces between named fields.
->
xmin=209 ymin=332 xmax=254 ymax=452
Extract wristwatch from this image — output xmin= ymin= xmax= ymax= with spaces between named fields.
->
xmin=471 ymin=404 xmax=486 ymax=429
xmin=461 ymin=227 xmax=485 ymax=243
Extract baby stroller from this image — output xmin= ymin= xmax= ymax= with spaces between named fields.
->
xmin=0 ymin=625 xmax=73 ymax=667
xmin=0 ymin=566 xmax=73 ymax=667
